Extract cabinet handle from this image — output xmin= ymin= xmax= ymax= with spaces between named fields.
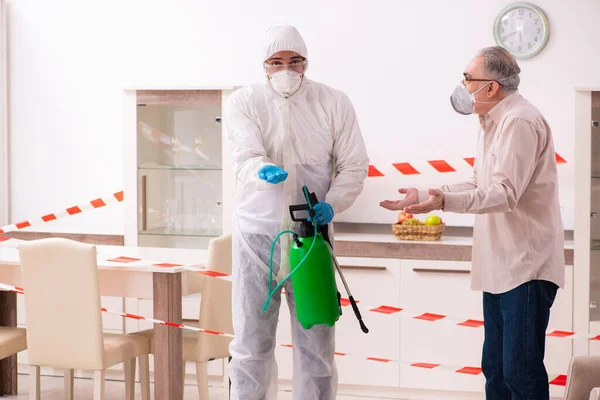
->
xmin=141 ymin=175 xmax=147 ymax=231
xmin=340 ymin=265 xmax=386 ymax=271
xmin=413 ymin=268 xmax=470 ymax=274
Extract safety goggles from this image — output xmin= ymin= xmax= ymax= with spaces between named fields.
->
xmin=264 ymin=60 xmax=307 ymax=73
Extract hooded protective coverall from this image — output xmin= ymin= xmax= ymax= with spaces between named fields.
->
xmin=224 ymin=25 xmax=369 ymax=400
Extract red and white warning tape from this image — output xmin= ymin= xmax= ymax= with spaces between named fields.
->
xmin=0 ymin=191 xmax=124 ymax=247
xmin=367 ymin=153 xmax=567 ymax=177
xmin=101 ymin=308 xmax=234 ymax=339
xmin=338 ymin=298 xmax=600 ymax=341
xmin=99 ymin=307 xmax=570 ymax=387
xmin=280 ymin=343 xmax=568 ymax=387
xmin=0 ymin=281 xmax=568 ymax=387
xmin=0 ymin=191 xmax=123 ymax=235
xmin=95 ymin=310 xmax=570 ymax=387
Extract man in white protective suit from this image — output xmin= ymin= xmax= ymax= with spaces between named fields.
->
xmin=223 ymin=25 xmax=369 ymax=399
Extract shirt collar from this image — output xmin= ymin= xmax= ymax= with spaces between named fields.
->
xmin=486 ymin=90 xmax=521 ymax=124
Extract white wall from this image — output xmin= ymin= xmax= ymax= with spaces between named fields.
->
xmin=8 ymin=0 xmax=600 ymax=233
xmin=0 ymin=0 xmax=6 ymax=227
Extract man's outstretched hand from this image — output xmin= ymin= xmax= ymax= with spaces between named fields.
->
xmin=379 ymin=188 xmax=419 ymax=211
xmin=404 ymin=189 xmax=445 ymax=214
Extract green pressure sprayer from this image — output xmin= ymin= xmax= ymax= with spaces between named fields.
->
xmin=263 ymin=185 xmax=369 ymax=333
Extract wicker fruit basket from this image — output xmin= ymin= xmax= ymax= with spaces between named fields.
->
xmin=391 ymin=223 xmax=445 ymax=241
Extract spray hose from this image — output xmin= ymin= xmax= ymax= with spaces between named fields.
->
xmin=262 ymin=223 xmax=318 ymax=312
xmin=261 ymin=185 xmax=369 ymax=333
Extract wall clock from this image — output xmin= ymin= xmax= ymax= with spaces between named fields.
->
xmin=494 ymin=2 xmax=550 ymax=59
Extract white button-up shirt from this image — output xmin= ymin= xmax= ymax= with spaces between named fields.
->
xmin=442 ymin=91 xmax=565 ymax=294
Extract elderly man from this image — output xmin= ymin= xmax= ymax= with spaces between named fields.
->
xmin=224 ymin=26 xmax=369 ymax=400
xmin=380 ymin=46 xmax=564 ymax=399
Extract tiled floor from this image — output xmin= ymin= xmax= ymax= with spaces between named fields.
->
xmin=3 ymin=374 xmax=410 ymax=399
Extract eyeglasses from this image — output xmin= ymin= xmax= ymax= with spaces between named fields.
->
xmin=264 ymin=60 xmax=307 ymax=73
xmin=463 ymin=75 xmax=504 ymax=86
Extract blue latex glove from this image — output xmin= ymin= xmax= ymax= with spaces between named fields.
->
xmin=258 ymin=165 xmax=288 ymax=184
xmin=308 ymin=202 xmax=335 ymax=225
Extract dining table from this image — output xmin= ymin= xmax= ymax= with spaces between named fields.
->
xmin=0 ymin=243 xmax=209 ymax=400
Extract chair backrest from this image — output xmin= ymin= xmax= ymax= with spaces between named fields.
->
xmin=564 ymin=356 xmax=600 ymax=400
xmin=19 ymin=238 xmax=104 ymax=370
xmin=197 ymin=233 xmax=233 ymax=361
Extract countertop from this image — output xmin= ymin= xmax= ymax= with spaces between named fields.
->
xmin=333 ymin=231 xmax=574 ymax=265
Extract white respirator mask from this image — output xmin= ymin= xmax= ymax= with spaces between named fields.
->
xmin=269 ymin=70 xmax=303 ymax=97
xmin=450 ymin=75 xmax=517 ymax=115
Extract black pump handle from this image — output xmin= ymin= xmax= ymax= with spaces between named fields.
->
xmin=289 ymin=204 xmax=310 ymax=222
xmin=289 ymin=188 xmax=320 ymax=222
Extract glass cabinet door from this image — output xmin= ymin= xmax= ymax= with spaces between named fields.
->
xmin=135 ymin=95 xmax=223 ymax=249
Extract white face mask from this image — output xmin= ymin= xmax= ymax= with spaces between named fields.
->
xmin=450 ymin=75 xmax=517 ymax=115
xmin=450 ymin=81 xmax=497 ymax=115
xmin=269 ymin=70 xmax=303 ymax=97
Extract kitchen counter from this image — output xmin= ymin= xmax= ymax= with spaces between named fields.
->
xmin=333 ymin=231 xmax=575 ymax=265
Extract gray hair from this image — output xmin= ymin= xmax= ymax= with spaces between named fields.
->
xmin=477 ymin=46 xmax=521 ymax=92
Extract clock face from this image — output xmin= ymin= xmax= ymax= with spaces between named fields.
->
xmin=494 ymin=3 xmax=549 ymax=59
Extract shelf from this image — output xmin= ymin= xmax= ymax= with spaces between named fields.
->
xmin=593 ymin=240 xmax=600 ymax=251
xmin=138 ymin=165 xmax=222 ymax=171
xmin=139 ymin=228 xmax=223 ymax=238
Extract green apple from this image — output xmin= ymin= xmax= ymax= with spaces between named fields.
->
xmin=425 ymin=215 xmax=441 ymax=226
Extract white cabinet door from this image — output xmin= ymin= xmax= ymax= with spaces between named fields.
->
xmin=399 ymin=260 xmax=485 ymax=393
xmin=546 ymin=265 xmax=573 ymax=400
xmin=275 ymin=256 xmax=402 ymax=388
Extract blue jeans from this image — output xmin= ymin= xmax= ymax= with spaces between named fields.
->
xmin=482 ymin=280 xmax=558 ymax=400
